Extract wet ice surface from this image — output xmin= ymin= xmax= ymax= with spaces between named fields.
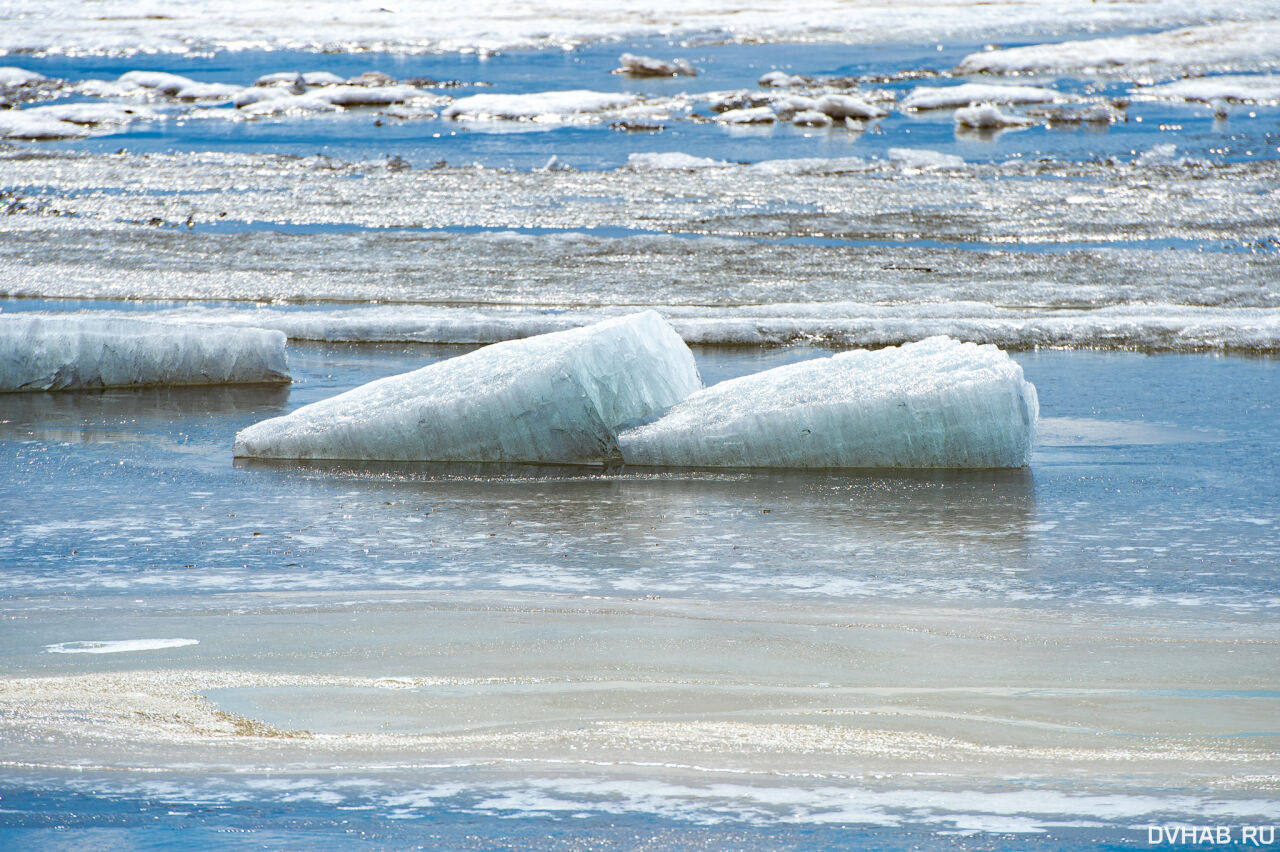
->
xmin=2 ymin=345 xmax=1275 ymax=607
xmin=2 ymin=18 xmax=1279 ymax=851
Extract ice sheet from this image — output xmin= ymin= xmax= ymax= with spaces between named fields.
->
xmin=619 ymin=337 xmax=1037 ymax=469
xmin=901 ymin=83 xmax=1064 ymax=110
xmin=957 ymin=19 xmax=1280 ymax=76
xmin=233 ymin=311 xmax=700 ymax=463
xmin=442 ymin=90 xmax=642 ymax=121
xmin=0 ymin=315 xmax=290 ymax=391
xmin=1136 ymin=75 xmax=1280 ymax=103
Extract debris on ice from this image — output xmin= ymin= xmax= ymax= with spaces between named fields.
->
xmin=619 ymin=337 xmax=1038 ymax=469
xmin=233 ymin=311 xmax=700 ymax=464
xmin=0 ymin=315 xmax=290 ymax=392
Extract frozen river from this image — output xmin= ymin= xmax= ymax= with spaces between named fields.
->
xmin=1 ymin=4 xmax=1278 ymax=848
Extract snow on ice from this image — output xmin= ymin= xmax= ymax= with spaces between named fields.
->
xmin=0 ymin=315 xmax=289 ymax=392
xmin=901 ymin=83 xmax=1063 ymax=110
xmin=233 ymin=311 xmax=700 ymax=463
xmin=619 ymin=337 xmax=1038 ymax=469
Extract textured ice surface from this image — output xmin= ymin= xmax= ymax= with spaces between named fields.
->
xmin=901 ymin=83 xmax=1063 ymax=110
xmin=957 ymin=20 xmax=1280 ymax=76
xmin=620 ymin=337 xmax=1037 ymax=469
xmin=233 ymin=311 xmax=700 ymax=463
xmin=888 ymin=147 xmax=965 ymax=169
xmin=954 ymin=103 xmax=1033 ymax=128
xmin=442 ymin=90 xmax=641 ymax=121
xmin=0 ymin=111 xmax=88 ymax=139
xmin=3 ymin=0 xmax=1276 ymax=57
xmin=0 ymin=66 xmax=45 ymax=86
xmin=0 ymin=315 xmax=289 ymax=391
xmin=1136 ymin=75 xmax=1280 ymax=103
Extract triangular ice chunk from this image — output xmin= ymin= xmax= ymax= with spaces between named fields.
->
xmin=234 ymin=311 xmax=700 ymax=463
xmin=619 ymin=337 xmax=1038 ymax=469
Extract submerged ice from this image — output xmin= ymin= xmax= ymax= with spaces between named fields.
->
xmin=233 ymin=311 xmax=699 ymax=463
xmin=619 ymin=337 xmax=1037 ymax=469
xmin=0 ymin=315 xmax=289 ymax=392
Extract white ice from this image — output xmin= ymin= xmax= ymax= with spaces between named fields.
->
xmin=0 ymin=67 xmax=45 ymax=86
xmin=442 ymin=90 xmax=640 ymax=121
xmin=954 ymin=103 xmax=1033 ymax=128
xmin=0 ymin=111 xmax=88 ymax=139
xmin=1136 ymin=75 xmax=1280 ymax=103
xmin=22 ymin=101 xmax=162 ymax=126
xmin=4 ymin=1 xmax=1278 ymax=57
xmin=615 ymin=53 xmax=696 ymax=77
xmin=956 ymin=19 xmax=1280 ymax=76
xmin=0 ymin=315 xmax=290 ymax=392
xmin=901 ymin=83 xmax=1063 ymax=110
xmin=619 ymin=337 xmax=1038 ymax=469
xmin=627 ymin=151 xmax=729 ymax=170
xmin=232 ymin=311 xmax=700 ymax=464
xmin=888 ymin=147 xmax=966 ymax=169
xmin=716 ymin=106 xmax=777 ymax=124
xmin=45 ymin=638 xmax=199 ymax=654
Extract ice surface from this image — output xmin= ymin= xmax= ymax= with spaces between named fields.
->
xmin=615 ymin=53 xmax=696 ymax=77
xmin=442 ymin=90 xmax=640 ymax=121
xmin=23 ymin=102 xmax=161 ymax=125
xmin=5 ymin=0 xmax=1279 ymax=57
xmin=901 ymin=83 xmax=1063 ymax=110
xmin=0 ymin=67 xmax=45 ymax=86
xmin=0 ymin=111 xmax=88 ymax=139
xmin=44 ymin=639 xmax=199 ymax=654
xmin=954 ymin=103 xmax=1032 ymax=128
xmin=888 ymin=147 xmax=966 ymax=169
xmin=619 ymin=337 xmax=1038 ymax=469
xmin=626 ymin=151 xmax=728 ymax=170
xmin=716 ymin=106 xmax=777 ymax=124
xmin=814 ymin=93 xmax=886 ymax=119
xmin=233 ymin=311 xmax=700 ymax=463
xmin=1136 ymin=75 xmax=1280 ymax=103
xmin=957 ymin=19 xmax=1280 ymax=76
xmin=0 ymin=315 xmax=289 ymax=392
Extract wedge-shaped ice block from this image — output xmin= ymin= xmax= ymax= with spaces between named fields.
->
xmin=619 ymin=337 xmax=1037 ymax=469
xmin=0 ymin=315 xmax=289 ymax=392
xmin=234 ymin=311 xmax=700 ymax=463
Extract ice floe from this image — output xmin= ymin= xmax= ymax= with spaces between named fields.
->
xmin=0 ymin=316 xmax=289 ymax=392
xmin=901 ymin=82 xmax=1063 ymax=110
xmin=956 ymin=19 xmax=1280 ymax=76
xmin=0 ymin=111 xmax=89 ymax=139
xmin=45 ymin=638 xmax=199 ymax=654
xmin=614 ymin=53 xmax=696 ymax=77
xmin=626 ymin=151 xmax=729 ymax=170
xmin=887 ymin=147 xmax=965 ymax=169
xmin=618 ymin=337 xmax=1038 ymax=469
xmin=0 ymin=67 xmax=46 ymax=87
xmin=442 ymin=90 xmax=641 ymax=122
xmin=232 ymin=311 xmax=699 ymax=463
xmin=1136 ymin=75 xmax=1280 ymax=103
xmin=116 ymin=70 xmax=239 ymax=101
xmin=954 ymin=103 xmax=1033 ymax=128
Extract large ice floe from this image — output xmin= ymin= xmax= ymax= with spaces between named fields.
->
xmin=233 ymin=311 xmax=699 ymax=464
xmin=0 ymin=316 xmax=289 ymax=392
xmin=618 ymin=337 xmax=1038 ymax=470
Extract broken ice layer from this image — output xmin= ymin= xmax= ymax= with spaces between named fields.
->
xmin=956 ymin=19 xmax=1280 ymax=76
xmin=233 ymin=311 xmax=699 ymax=463
xmin=0 ymin=315 xmax=289 ymax=392
xmin=441 ymin=90 xmax=649 ymax=123
xmin=5 ymin=0 xmax=1279 ymax=57
xmin=619 ymin=337 xmax=1038 ymax=470
xmin=900 ymin=83 xmax=1064 ymax=110
xmin=1135 ymin=75 xmax=1280 ymax=104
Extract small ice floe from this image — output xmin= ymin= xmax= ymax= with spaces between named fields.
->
xmin=814 ymin=93 xmax=887 ymax=120
xmin=45 ymin=638 xmax=199 ymax=654
xmin=614 ymin=53 xmax=696 ymax=77
xmin=791 ymin=108 xmax=832 ymax=127
xmin=116 ymin=70 xmax=238 ymax=101
xmin=901 ymin=82 xmax=1062 ymax=110
xmin=0 ymin=315 xmax=290 ymax=392
xmin=0 ymin=66 xmax=46 ymax=87
xmin=237 ymin=84 xmax=430 ymax=116
xmin=23 ymin=102 xmax=162 ymax=126
xmin=750 ymin=156 xmax=870 ymax=175
xmin=618 ymin=337 xmax=1037 ymax=470
xmin=716 ymin=106 xmax=777 ymax=124
xmin=1135 ymin=75 xmax=1280 ymax=104
xmin=1024 ymin=102 xmax=1125 ymax=125
xmin=887 ymin=147 xmax=965 ymax=170
xmin=956 ymin=20 xmax=1280 ymax=76
xmin=252 ymin=70 xmax=345 ymax=87
xmin=626 ymin=151 xmax=728 ymax=170
xmin=0 ymin=111 xmax=89 ymax=139
xmin=441 ymin=89 xmax=641 ymax=122
xmin=233 ymin=311 xmax=699 ymax=464
xmin=1134 ymin=143 xmax=1183 ymax=166
xmin=954 ymin=103 xmax=1033 ymax=128
xmin=758 ymin=70 xmax=807 ymax=88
